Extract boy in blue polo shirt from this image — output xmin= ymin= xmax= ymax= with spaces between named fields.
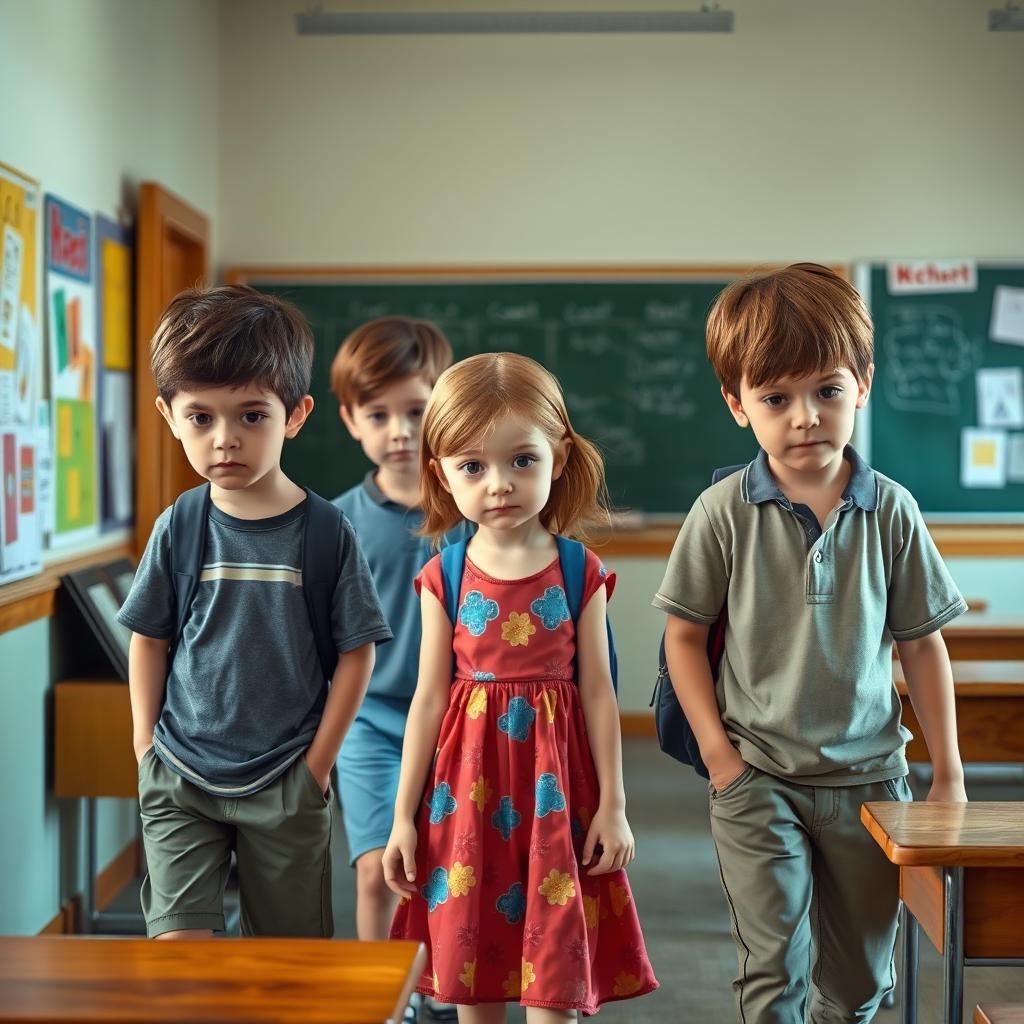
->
xmin=655 ymin=264 xmax=968 ymax=1023
xmin=330 ymin=317 xmax=456 ymax=947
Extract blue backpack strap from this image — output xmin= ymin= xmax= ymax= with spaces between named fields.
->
xmin=439 ymin=538 xmax=469 ymax=625
xmin=301 ymin=488 xmax=346 ymax=683
xmin=169 ymin=483 xmax=211 ymax=656
xmin=555 ymin=536 xmax=618 ymax=694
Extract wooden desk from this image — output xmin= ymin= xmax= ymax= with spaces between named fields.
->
xmin=861 ymin=802 xmax=1024 ymax=1024
xmin=894 ymin=661 xmax=1024 ymax=763
xmin=52 ymin=679 xmax=139 ymax=934
xmin=940 ymin=617 xmax=1024 ymax=662
xmin=0 ymin=936 xmax=425 ymax=1023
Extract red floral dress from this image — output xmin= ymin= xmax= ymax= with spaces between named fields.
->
xmin=389 ymin=547 xmax=658 ymax=1013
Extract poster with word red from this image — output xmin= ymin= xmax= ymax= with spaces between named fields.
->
xmin=46 ymin=194 xmax=98 ymax=547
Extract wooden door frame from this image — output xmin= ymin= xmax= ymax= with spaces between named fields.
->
xmin=134 ymin=183 xmax=209 ymax=558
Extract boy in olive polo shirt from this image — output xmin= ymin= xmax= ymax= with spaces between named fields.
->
xmin=655 ymin=264 xmax=967 ymax=1024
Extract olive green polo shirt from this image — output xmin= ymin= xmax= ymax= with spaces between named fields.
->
xmin=652 ymin=446 xmax=967 ymax=785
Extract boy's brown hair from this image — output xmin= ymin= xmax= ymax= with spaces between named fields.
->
xmin=329 ymin=316 xmax=453 ymax=409
xmin=150 ymin=285 xmax=314 ymax=414
xmin=706 ymin=263 xmax=873 ymax=397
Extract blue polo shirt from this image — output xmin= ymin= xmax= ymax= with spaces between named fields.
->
xmin=335 ymin=472 xmax=463 ymax=703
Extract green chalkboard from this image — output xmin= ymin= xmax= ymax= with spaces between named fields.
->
xmin=242 ymin=271 xmax=759 ymax=516
xmin=867 ymin=263 xmax=1024 ymax=516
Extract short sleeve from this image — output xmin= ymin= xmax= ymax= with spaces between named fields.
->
xmin=651 ymin=495 xmax=729 ymax=625
xmin=116 ymin=506 xmax=176 ymax=639
xmin=413 ymin=554 xmax=446 ymax=606
xmin=582 ymin=548 xmax=616 ymax=607
xmin=330 ymin=516 xmax=394 ymax=653
xmin=887 ymin=497 xmax=968 ymax=640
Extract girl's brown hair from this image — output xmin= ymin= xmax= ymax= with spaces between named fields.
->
xmin=419 ymin=352 xmax=609 ymax=544
xmin=706 ymin=263 xmax=873 ymax=398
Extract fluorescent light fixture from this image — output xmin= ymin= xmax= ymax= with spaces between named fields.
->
xmin=989 ymin=3 xmax=1024 ymax=29
xmin=295 ymin=8 xmax=735 ymax=35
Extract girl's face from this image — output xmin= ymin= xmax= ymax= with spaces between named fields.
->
xmin=432 ymin=415 xmax=570 ymax=532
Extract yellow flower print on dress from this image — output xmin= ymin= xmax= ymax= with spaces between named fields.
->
xmin=466 ymin=685 xmax=488 ymax=719
xmin=501 ymin=611 xmax=536 ymax=647
xmin=520 ymin=959 xmax=536 ymax=993
xmin=538 ymin=869 xmax=576 ymax=907
xmin=609 ymin=881 xmax=631 ymax=917
xmin=541 ymin=688 xmax=557 ymax=723
xmin=613 ymin=972 xmax=643 ymax=996
xmin=502 ymin=970 xmax=522 ymax=998
xmin=469 ymin=775 xmax=492 ymax=811
xmin=583 ymin=894 xmax=600 ymax=929
xmin=449 ymin=861 xmax=477 ymax=898
xmin=458 ymin=959 xmax=476 ymax=995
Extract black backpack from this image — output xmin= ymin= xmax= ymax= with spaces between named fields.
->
xmin=168 ymin=483 xmax=346 ymax=683
xmin=651 ymin=464 xmax=745 ymax=776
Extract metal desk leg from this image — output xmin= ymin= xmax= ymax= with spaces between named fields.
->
xmin=81 ymin=797 xmax=146 ymax=934
xmin=901 ymin=901 xmax=919 ymax=1024
xmin=943 ymin=867 xmax=964 ymax=1024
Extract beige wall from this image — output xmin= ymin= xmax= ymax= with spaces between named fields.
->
xmin=218 ymin=0 xmax=1023 ymax=269
xmin=0 ymin=0 xmax=220 ymax=935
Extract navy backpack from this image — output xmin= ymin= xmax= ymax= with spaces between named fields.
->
xmin=650 ymin=464 xmax=745 ymax=776
xmin=439 ymin=536 xmax=618 ymax=694
xmin=168 ymin=483 xmax=346 ymax=683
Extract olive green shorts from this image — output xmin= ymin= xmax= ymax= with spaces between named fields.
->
xmin=137 ymin=747 xmax=333 ymax=938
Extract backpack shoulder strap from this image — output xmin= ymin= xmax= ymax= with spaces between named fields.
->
xmin=301 ymin=488 xmax=345 ymax=683
xmin=554 ymin=535 xmax=585 ymax=623
xmin=439 ymin=538 xmax=469 ymax=625
xmin=169 ymin=483 xmax=211 ymax=649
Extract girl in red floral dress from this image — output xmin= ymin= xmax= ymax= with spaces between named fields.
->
xmin=384 ymin=353 xmax=657 ymax=1021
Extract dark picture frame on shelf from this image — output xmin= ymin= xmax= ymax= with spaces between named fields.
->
xmin=62 ymin=557 xmax=135 ymax=680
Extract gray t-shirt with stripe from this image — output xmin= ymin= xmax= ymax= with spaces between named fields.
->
xmin=118 ymin=498 xmax=392 ymax=797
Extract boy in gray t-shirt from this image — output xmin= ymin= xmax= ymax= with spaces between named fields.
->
xmin=118 ymin=285 xmax=391 ymax=939
xmin=655 ymin=264 xmax=967 ymax=1023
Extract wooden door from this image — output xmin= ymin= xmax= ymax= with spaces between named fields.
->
xmin=134 ymin=183 xmax=210 ymax=558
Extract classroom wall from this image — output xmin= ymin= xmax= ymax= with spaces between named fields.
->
xmin=217 ymin=0 xmax=1024 ymax=266
xmin=217 ymin=0 xmax=1024 ymax=711
xmin=0 ymin=0 xmax=220 ymax=935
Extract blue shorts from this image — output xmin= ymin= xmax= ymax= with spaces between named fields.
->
xmin=336 ymin=695 xmax=409 ymax=866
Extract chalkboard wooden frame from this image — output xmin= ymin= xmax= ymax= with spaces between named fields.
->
xmin=220 ymin=264 xmax=1023 ymax=556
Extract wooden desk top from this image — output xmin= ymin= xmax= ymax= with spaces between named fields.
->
xmin=0 ymin=937 xmax=425 ymax=1023
xmin=894 ymin=660 xmax=1024 ymax=697
xmin=861 ymin=802 xmax=1024 ymax=868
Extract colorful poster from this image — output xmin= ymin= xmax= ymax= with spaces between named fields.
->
xmin=0 ymin=425 xmax=42 ymax=584
xmin=46 ymin=194 xmax=98 ymax=546
xmin=95 ymin=215 xmax=134 ymax=531
xmin=0 ymin=162 xmax=40 ymax=430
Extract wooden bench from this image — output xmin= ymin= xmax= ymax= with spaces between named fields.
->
xmin=975 ymin=1005 xmax=1024 ymax=1024
xmin=0 ymin=936 xmax=425 ymax=1023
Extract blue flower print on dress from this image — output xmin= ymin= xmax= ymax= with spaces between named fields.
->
xmin=473 ymin=670 xmax=496 ymax=681
xmin=496 ymin=882 xmax=527 ymax=924
xmin=491 ymin=795 xmax=522 ymax=841
xmin=599 ymin=564 xmax=608 ymax=577
xmin=459 ymin=590 xmax=499 ymax=637
xmin=497 ymin=696 xmax=536 ymax=742
xmin=421 ymin=866 xmax=449 ymax=912
xmin=535 ymin=772 xmax=567 ymax=817
xmin=530 ymin=585 xmax=571 ymax=630
xmin=428 ymin=782 xmax=457 ymax=824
